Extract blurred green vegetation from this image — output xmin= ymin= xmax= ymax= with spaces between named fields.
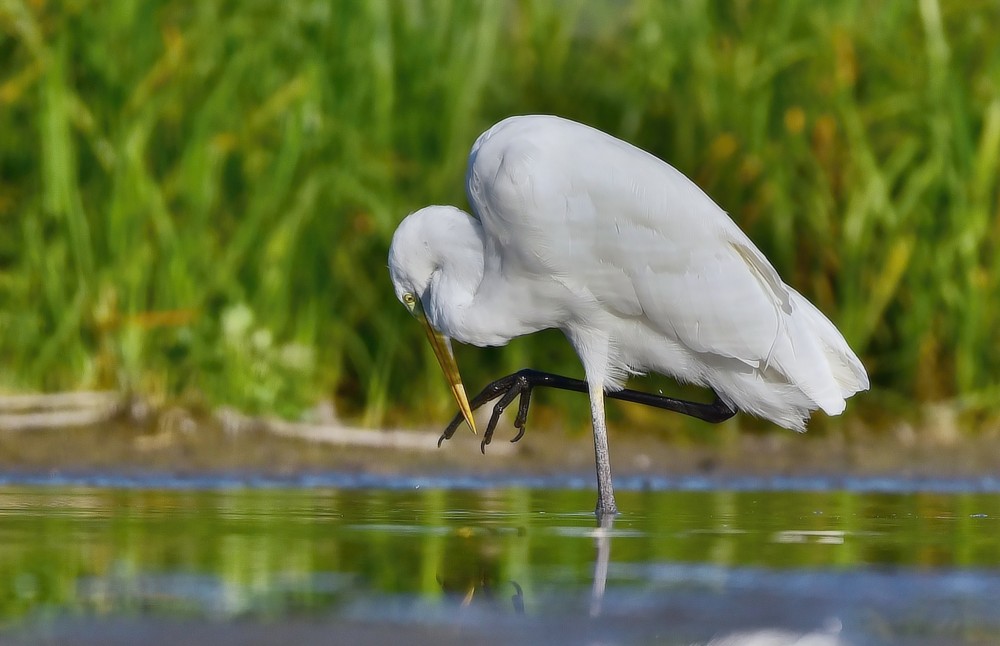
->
xmin=0 ymin=1 xmax=998 ymax=428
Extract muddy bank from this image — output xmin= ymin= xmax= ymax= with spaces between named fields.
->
xmin=1 ymin=400 xmax=998 ymax=482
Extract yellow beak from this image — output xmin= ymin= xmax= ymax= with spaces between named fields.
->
xmin=408 ymin=298 xmax=478 ymax=435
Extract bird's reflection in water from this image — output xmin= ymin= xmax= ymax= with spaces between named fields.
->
xmin=590 ymin=514 xmax=614 ymax=618
xmin=437 ymin=572 xmax=525 ymax=616
xmin=439 ymin=514 xmax=614 ymax=619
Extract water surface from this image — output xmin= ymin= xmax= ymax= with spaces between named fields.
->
xmin=1 ymin=476 xmax=998 ymax=645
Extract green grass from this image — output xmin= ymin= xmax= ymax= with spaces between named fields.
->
xmin=0 ymin=0 xmax=998 ymax=429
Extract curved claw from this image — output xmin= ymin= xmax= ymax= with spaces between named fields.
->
xmin=438 ymin=412 xmax=465 ymax=447
xmin=481 ymin=381 xmax=524 ymax=453
xmin=480 ymin=410 xmax=499 ymax=453
xmin=438 ymin=370 xmax=538 ymax=452
xmin=510 ymin=386 xmax=532 ymax=443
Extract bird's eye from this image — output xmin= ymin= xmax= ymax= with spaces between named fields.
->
xmin=402 ymin=292 xmax=416 ymax=306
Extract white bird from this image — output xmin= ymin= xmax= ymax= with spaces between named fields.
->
xmin=388 ymin=115 xmax=869 ymax=516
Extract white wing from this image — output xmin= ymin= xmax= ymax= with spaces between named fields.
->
xmin=468 ymin=115 xmax=787 ymax=362
xmin=466 ymin=115 xmax=866 ymax=420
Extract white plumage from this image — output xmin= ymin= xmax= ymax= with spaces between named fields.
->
xmin=389 ymin=115 xmax=868 ymax=514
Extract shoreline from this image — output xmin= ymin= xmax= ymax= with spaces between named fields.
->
xmin=1 ymin=400 xmax=998 ymax=485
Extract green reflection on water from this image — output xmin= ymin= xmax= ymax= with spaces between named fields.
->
xmin=0 ymin=485 xmax=998 ymax=623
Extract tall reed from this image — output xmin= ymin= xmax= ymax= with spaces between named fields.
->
xmin=0 ymin=1 xmax=997 ymax=429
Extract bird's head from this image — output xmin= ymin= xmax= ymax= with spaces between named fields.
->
xmin=388 ymin=206 xmax=479 ymax=435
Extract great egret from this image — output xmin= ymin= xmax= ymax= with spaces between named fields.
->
xmin=388 ymin=115 xmax=868 ymax=516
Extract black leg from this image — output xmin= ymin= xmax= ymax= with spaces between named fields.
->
xmin=439 ymin=368 xmax=736 ymax=451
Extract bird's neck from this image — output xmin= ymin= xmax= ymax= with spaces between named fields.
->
xmin=430 ymin=233 xmax=553 ymax=348
xmin=424 ymin=220 xmax=487 ymax=343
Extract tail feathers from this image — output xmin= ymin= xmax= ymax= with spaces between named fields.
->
xmin=680 ymin=292 xmax=868 ymax=433
xmin=754 ymin=290 xmax=868 ymax=426
xmin=788 ymin=289 xmax=870 ymax=399
xmin=716 ymin=381 xmax=812 ymax=432
xmin=780 ymin=320 xmax=846 ymax=416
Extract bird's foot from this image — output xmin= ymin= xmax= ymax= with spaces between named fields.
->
xmin=594 ymin=498 xmax=619 ymax=518
xmin=438 ymin=370 xmax=539 ymax=453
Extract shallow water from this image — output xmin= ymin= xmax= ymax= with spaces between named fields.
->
xmin=1 ymin=475 xmax=999 ymax=645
